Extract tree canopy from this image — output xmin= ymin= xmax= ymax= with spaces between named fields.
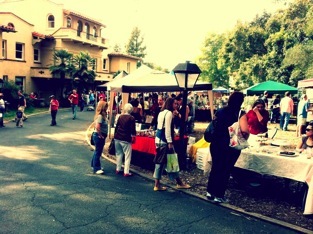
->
xmin=125 ymin=27 xmax=147 ymax=67
xmin=197 ymin=0 xmax=313 ymax=90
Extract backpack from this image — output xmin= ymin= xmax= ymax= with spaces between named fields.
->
xmin=204 ymin=118 xmax=217 ymax=143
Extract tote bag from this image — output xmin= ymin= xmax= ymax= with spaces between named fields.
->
xmin=166 ymin=151 xmax=180 ymax=173
xmin=228 ymin=110 xmax=249 ymax=150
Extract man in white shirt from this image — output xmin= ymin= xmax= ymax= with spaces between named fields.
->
xmin=279 ymin=91 xmax=294 ymax=131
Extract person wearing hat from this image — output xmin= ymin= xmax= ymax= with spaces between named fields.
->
xmin=49 ymin=95 xmax=59 ymax=126
xmin=0 ymin=93 xmax=5 ymax=127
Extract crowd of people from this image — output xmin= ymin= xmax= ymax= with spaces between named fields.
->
xmin=2 ymin=88 xmax=312 ymax=201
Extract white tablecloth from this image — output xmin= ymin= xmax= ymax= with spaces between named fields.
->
xmin=235 ymin=147 xmax=313 ymax=215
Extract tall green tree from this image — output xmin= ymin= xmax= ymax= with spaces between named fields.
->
xmin=197 ymin=33 xmax=228 ymax=88
xmin=72 ymin=52 xmax=96 ymax=93
xmin=49 ymin=49 xmax=75 ymax=98
xmin=125 ymin=27 xmax=147 ymax=66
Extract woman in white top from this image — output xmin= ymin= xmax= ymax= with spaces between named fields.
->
xmin=153 ymin=97 xmax=191 ymax=191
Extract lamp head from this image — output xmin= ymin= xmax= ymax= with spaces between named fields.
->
xmin=172 ymin=61 xmax=201 ymax=89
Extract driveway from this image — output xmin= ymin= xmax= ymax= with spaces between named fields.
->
xmin=0 ymin=109 xmax=301 ymax=233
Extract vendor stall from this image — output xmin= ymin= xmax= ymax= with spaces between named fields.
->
xmin=131 ymin=135 xmax=188 ymax=170
xmin=101 ymin=65 xmax=213 ymax=170
xmin=236 ymin=147 xmax=313 ymax=215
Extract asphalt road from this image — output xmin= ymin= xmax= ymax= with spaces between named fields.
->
xmin=0 ymin=109 xmax=303 ymax=233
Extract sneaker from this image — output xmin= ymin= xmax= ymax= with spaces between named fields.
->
xmin=95 ymin=170 xmax=104 ymax=175
xmin=213 ymin=197 xmax=228 ymax=203
xmin=124 ymin=173 xmax=133 ymax=177
xmin=176 ymin=184 xmax=191 ymax=189
xmin=206 ymin=192 xmax=214 ymax=200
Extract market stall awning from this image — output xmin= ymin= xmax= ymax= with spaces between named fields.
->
xmin=212 ymin=86 xmax=229 ymax=93
xmin=298 ymin=78 xmax=313 ymax=88
xmin=244 ymin=80 xmax=298 ymax=95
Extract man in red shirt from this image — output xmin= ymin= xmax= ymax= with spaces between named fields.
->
xmin=68 ymin=89 xmax=79 ymax=119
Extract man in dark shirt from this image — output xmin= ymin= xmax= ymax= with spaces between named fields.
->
xmin=17 ymin=90 xmax=27 ymax=121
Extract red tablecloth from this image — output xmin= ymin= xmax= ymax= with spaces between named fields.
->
xmin=132 ymin=136 xmax=188 ymax=155
xmin=132 ymin=136 xmax=156 ymax=155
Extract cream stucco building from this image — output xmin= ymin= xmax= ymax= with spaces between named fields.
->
xmin=0 ymin=0 xmax=140 ymax=99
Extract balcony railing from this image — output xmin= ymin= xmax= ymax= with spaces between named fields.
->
xmin=54 ymin=28 xmax=107 ymax=49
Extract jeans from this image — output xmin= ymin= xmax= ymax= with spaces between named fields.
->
xmin=207 ymin=143 xmax=241 ymax=198
xmin=91 ymin=132 xmax=106 ymax=172
xmin=115 ymin=139 xmax=132 ymax=174
xmin=51 ymin=110 xmax=58 ymax=125
xmin=153 ymin=163 xmax=179 ymax=180
xmin=71 ymin=104 xmax=77 ymax=119
xmin=280 ymin=112 xmax=291 ymax=130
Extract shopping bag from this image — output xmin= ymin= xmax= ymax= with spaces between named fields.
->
xmin=108 ymin=139 xmax=116 ymax=155
xmin=166 ymin=152 xmax=180 ymax=173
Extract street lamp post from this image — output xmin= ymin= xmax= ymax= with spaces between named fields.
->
xmin=172 ymin=61 xmax=201 ymax=169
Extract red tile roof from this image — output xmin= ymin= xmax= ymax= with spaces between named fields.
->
xmin=0 ymin=24 xmax=16 ymax=32
xmin=32 ymin=32 xmax=54 ymax=39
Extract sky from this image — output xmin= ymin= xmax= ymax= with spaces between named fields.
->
xmin=57 ymin=0 xmax=291 ymax=70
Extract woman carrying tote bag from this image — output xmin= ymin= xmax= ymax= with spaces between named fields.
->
xmin=153 ymin=97 xmax=191 ymax=191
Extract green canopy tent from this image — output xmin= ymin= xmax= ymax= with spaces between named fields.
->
xmin=243 ymin=81 xmax=298 ymax=95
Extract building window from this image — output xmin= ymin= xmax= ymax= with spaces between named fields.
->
xmin=15 ymin=43 xmax=24 ymax=60
xmin=92 ymin=58 xmax=97 ymax=71
xmin=34 ymin=49 xmax=40 ymax=62
xmin=93 ymin=26 xmax=97 ymax=37
xmin=67 ymin=17 xmax=72 ymax=28
xmin=2 ymin=40 xmax=7 ymax=59
xmin=3 ymin=75 xmax=8 ymax=82
xmin=85 ymin=23 xmax=90 ymax=39
xmin=15 ymin=76 xmax=25 ymax=91
xmin=48 ymin=15 xmax=55 ymax=28
xmin=127 ymin=62 xmax=130 ymax=73
xmin=102 ymin=59 xmax=107 ymax=70
xmin=77 ymin=20 xmax=83 ymax=36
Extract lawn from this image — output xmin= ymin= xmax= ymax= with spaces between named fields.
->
xmin=3 ymin=107 xmax=49 ymax=121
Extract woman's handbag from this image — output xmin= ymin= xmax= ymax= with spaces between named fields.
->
xmin=108 ymin=139 xmax=116 ymax=155
xmin=154 ymin=145 xmax=167 ymax=164
xmin=90 ymin=132 xmax=95 ymax=146
xmin=166 ymin=149 xmax=180 ymax=173
xmin=228 ymin=110 xmax=249 ymax=150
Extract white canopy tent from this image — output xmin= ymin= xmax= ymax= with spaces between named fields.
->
xmin=100 ymin=66 xmax=214 ymax=136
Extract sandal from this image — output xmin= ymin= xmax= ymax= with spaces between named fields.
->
xmin=153 ymin=186 xmax=167 ymax=191
xmin=176 ymin=184 xmax=191 ymax=189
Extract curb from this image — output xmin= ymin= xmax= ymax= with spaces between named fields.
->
xmin=85 ymin=123 xmax=311 ymax=233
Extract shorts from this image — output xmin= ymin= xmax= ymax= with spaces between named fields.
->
xmin=297 ymin=117 xmax=306 ymax=126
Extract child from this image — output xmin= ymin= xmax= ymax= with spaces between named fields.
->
xmin=16 ymin=107 xmax=23 ymax=127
